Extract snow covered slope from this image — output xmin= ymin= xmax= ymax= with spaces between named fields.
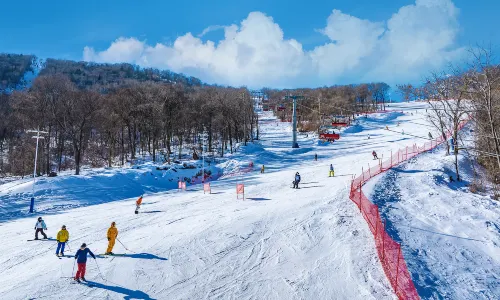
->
xmin=365 ymin=141 xmax=500 ymax=299
xmin=0 ymin=103 xmax=496 ymax=299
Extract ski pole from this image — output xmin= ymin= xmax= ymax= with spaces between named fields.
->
xmin=93 ymin=257 xmax=106 ymax=281
xmin=66 ymin=243 xmax=72 ymax=253
xmin=117 ymin=238 xmax=136 ymax=253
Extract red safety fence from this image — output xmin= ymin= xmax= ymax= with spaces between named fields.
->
xmin=349 ymin=119 xmax=468 ymax=300
xmin=220 ymin=161 xmax=255 ymax=179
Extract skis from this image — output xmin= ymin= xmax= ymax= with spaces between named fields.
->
xmin=27 ymin=238 xmax=55 ymax=241
xmin=71 ymin=280 xmax=95 ymax=287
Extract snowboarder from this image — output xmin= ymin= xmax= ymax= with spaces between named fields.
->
xmin=329 ymin=164 xmax=335 ymax=177
xmin=314 ymin=153 xmax=317 ymax=161
xmin=74 ymin=243 xmax=95 ymax=282
xmin=293 ymin=172 xmax=301 ymax=189
xmin=372 ymin=151 xmax=379 ymax=160
xmin=105 ymin=222 xmax=118 ymax=255
xmin=260 ymin=165 xmax=265 ymax=174
xmin=34 ymin=217 xmax=48 ymax=240
xmin=56 ymin=225 xmax=69 ymax=257
xmin=135 ymin=196 xmax=143 ymax=214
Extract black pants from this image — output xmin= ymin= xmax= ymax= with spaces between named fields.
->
xmin=35 ymin=228 xmax=47 ymax=239
xmin=293 ymin=181 xmax=299 ymax=189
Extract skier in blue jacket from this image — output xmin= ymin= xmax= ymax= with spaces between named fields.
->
xmin=34 ymin=217 xmax=48 ymax=240
xmin=293 ymin=172 xmax=301 ymax=189
xmin=74 ymin=243 xmax=96 ymax=282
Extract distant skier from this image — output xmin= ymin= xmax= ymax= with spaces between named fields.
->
xmin=260 ymin=165 xmax=265 ymax=174
xmin=372 ymin=151 xmax=379 ymax=160
xmin=368 ymin=134 xmax=371 ymax=139
xmin=105 ymin=222 xmax=118 ymax=255
xmin=135 ymin=196 xmax=143 ymax=214
xmin=293 ymin=172 xmax=301 ymax=189
xmin=74 ymin=243 xmax=96 ymax=283
xmin=329 ymin=164 xmax=335 ymax=177
xmin=385 ymin=125 xmax=389 ymax=130
xmin=56 ymin=225 xmax=69 ymax=257
xmin=314 ymin=153 xmax=317 ymax=161
xmin=34 ymin=217 xmax=48 ymax=240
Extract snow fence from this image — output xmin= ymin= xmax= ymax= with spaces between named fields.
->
xmin=349 ymin=120 xmax=469 ymax=300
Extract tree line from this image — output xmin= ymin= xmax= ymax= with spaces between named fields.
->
xmin=0 ymin=74 xmax=255 ymax=176
xmin=402 ymin=47 xmax=499 ymax=193
xmin=262 ymin=82 xmax=391 ymax=130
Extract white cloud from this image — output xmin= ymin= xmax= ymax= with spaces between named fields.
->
xmin=83 ymin=0 xmax=465 ymax=88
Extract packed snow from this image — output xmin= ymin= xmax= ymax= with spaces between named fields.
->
xmin=364 ymin=138 xmax=500 ymax=299
xmin=0 ymin=102 xmax=498 ymax=299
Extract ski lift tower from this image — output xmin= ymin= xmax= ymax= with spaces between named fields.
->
xmin=285 ymin=94 xmax=304 ymax=148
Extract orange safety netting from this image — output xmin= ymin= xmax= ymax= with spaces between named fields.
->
xmin=349 ymin=119 xmax=468 ymax=300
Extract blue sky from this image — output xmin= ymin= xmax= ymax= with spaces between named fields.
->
xmin=0 ymin=0 xmax=498 ymax=88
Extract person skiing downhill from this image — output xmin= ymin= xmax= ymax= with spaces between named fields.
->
xmin=329 ymin=164 xmax=335 ymax=177
xmin=56 ymin=225 xmax=69 ymax=257
xmin=372 ymin=151 xmax=379 ymax=160
xmin=135 ymin=196 xmax=143 ymax=214
xmin=74 ymin=243 xmax=95 ymax=282
xmin=105 ymin=222 xmax=118 ymax=255
xmin=260 ymin=165 xmax=265 ymax=174
xmin=293 ymin=172 xmax=301 ymax=189
xmin=34 ymin=217 xmax=48 ymax=240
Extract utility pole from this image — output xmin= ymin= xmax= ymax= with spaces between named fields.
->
xmin=201 ymin=129 xmax=208 ymax=183
xmin=27 ymin=128 xmax=48 ymax=213
xmin=285 ymin=94 xmax=304 ymax=148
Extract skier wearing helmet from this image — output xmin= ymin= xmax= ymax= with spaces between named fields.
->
xmin=293 ymin=172 xmax=301 ymax=189
xmin=105 ymin=222 xmax=118 ymax=255
xmin=34 ymin=217 xmax=48 ymax=240
xmin=74 ymin=243 xmax=95 ymax=282
xmin=56 ymin=225 xmax=69 ymax=257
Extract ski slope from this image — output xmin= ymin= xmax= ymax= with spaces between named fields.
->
xmin=364 ymin=137 xmax=500 ymax=299
xmin=0 ymin=102 xmax=497 ymax=299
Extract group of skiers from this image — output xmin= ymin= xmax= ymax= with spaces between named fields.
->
xmin=32 ymin=217 xmax=120 ymax=282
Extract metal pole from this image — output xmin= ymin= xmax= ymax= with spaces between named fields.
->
xmin=292 ymin=97 xmax=298 ymax=148
xmin=29 ymin=129 xmax=44 ymax=213
xmin=202 ymin=131 xmax=205 ymax=184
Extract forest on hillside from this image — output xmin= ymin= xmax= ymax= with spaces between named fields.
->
xmin=0 ymin=54 xmax=36 ymax=92
xmin=0 ymin=53 xmax=385 ymax=177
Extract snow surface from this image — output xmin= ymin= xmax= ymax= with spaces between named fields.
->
xmin=364 ymin=140 xmax=500 ymax=299
xmin=0 ymin=102 xmax=497 ymax=299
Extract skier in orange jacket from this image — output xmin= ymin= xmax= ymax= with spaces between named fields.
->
xmin=105 ymin=222 xmax=118 ymax=255
xmin=135 ymin=195 xmax=143 ymax=214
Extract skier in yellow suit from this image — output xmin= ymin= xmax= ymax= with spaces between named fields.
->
xmin=105 ymin=222 xmax=118 ymax=255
